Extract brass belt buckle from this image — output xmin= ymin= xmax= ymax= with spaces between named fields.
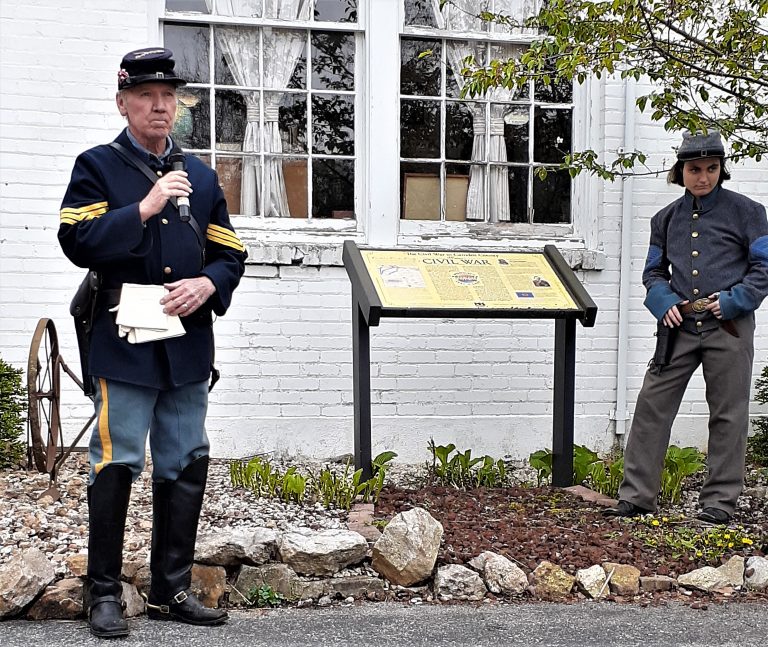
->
xmin=692 ymin=298 xmax=710 ymax=313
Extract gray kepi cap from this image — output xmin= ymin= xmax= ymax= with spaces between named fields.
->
xmin=676 ymin=130 xmax=725 ymax=161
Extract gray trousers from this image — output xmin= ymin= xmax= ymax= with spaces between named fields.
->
xmin=619 ymin=315 xmax=755 ymax=514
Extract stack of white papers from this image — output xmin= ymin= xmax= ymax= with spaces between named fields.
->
xmin=113 ymin=283 xmax=186 ymax=344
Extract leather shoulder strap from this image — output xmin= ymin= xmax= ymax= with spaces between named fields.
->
xmin=109 ymin=141 xmax=178 ymax=208
xmin=108 ymin=141 xmax=205 ymax=264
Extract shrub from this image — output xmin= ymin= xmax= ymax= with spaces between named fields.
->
xmin=0 ymin=356 xmax=26 ymax=469
xmin=748 ymin=365 xmax=768 ymax=466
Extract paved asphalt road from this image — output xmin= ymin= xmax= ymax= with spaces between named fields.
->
xmin=2 ymin=602 xmax=767 ymax=647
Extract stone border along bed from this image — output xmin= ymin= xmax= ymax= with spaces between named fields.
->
xmin=1 ymin=455 xmax=768 ymax=621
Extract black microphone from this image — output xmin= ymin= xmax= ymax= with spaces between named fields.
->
xmin=168 ymin=151 xmax=191 ymax=222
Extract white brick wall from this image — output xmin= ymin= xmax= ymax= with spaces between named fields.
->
xmin=2 ymin=1 xmax=768 ymax=466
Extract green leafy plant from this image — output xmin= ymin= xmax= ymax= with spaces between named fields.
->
xmin=230 ymin=450 xmax=396 ymax=510
xmin=528 ymin=448 xmax=553 ymax=486
xmin=748 ymin=365 xmax=768 ymax=466
xmin=632 ymin=516 xmax=764 ymax=564
xmin=660 ymin=446 xmax=706 ymax=504
xmin=247 ymin=584 xmax=284 ymax=608
xmin=587 ymin=454 xmax=624 ymax=499
xmin=426 ymin=439 xmax=509 ymax=489
xmin=0 ymin=357 xmax=26 ymax=469
xmin=528 ymin=444 xmax=703 ymax=502
xmin=573 ymin=444 xmax=600 ymax=486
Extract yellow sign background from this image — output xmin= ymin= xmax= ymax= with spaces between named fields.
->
xmin=361 ymin=250 xmax=578 ymax=310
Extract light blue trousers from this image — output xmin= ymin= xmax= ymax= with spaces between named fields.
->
xmin=88 ymin=378 xmax=210 ymax=485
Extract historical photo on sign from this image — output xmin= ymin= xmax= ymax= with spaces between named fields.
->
xmin=360 ymin=250 xmax=578 ymax=310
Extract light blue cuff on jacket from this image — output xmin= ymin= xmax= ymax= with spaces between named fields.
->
xmin=644 ymin=283 xmax=681 ymax=321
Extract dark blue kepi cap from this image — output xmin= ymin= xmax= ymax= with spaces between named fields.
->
xmin=118 ymin=47 xmax=186 ymax=90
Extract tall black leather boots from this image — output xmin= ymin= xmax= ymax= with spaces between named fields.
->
xmin=146 ymin=455 xmax=228 ymax=625
xmin=87 ymin=463 xmax=132 ymax=638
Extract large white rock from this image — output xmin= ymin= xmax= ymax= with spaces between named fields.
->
xmin=434 ymin=564 xmax=486 ymax=601
xmin=371 ymin=507 xmax=443 ymax=587
xmin=195 ymin=527 xmax=278 ymax=566
xmin=576 ymin=564 xmax=608 ymax=600
xmin=678 ymin=566 xmax=730 ymax=592
xmin=745 ymin=556 xmax=768 ymax=591
xmin=277 ymin=528 xmax=368 ymax=576
xmin=717 ymin=555 xmax=745 ymax=588
xmin=0 ymin=548 xmax=57 ymax=618
xmin=469 ymin=551 xmax=527 ymax=596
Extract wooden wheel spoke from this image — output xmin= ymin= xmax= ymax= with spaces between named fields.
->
xmin=27 ymin=319 xmax=61 ymax=474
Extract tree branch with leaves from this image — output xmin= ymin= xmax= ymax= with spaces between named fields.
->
xmin=454 ymin=0 xmax=768 ymax=179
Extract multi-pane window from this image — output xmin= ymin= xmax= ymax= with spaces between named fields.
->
xmin=400 ymin=0 xmax=573 ymax=225
xmin=163 ymin=0 xmax=359 ymax=220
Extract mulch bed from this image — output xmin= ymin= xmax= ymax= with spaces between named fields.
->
xmin=374 ymin=483 xmax=768 ymax=581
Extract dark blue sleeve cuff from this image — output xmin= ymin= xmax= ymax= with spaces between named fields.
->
xmin=644 ymin=283 xmax=681 ymax=321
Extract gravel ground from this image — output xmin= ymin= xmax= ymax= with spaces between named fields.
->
xmin=0 ymin=453 xmax=357 ymax=574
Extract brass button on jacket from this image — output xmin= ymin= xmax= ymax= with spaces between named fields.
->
xmin=163 ymin=266 xmax=172 ymax=275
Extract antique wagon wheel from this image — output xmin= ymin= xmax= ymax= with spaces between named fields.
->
xmin=27 ymin=318 xmax=62 ymax=474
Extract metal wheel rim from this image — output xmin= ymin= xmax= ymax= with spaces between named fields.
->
xmin=27 ymin=318 xmax=61 ymax=473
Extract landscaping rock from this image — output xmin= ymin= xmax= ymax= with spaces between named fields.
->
xmin=469 ymin=551 xmax=527 ymax=596
xmin=26 ymin=578 xmax=84 ymax=620
xmin=576 ymin=564 xmax=608 ymax=599
xmin=602 ymin=562 xmax=640 ymax=596
xmin=745 ymin=556 xmax=768 ymax=591
xmin=196 ymin=527 xmax=278 ymax=566
xmin=434 ymin=564 xmax=486 ymax=601
xmin=326 ymin=575 xmax=385 ymax=600
xmin=121 ymin=581 xmax=145 ymax=617
xmin=716 ymin=555 xmax=745 ymax=588
xmin=277 ymin=528 xmax=368 ymax=576
xmin=678 ymin=566 xmax=731 ymax=592
xmin=0 ymin=548 xmax=56 ymax=618
xmin=64 ymin=553 xmax=87 ymax=578
xmin=639 ymin=575 xmax=676 ymax=593
xmin=191 ymin=563 xmax=227 ymax=608
xmin=532 ymin=561 xmax=575 ymax=601
xmin=371 ymin=507 xmax=443 ymax=587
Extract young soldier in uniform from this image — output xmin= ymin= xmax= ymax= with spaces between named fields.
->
xmin=58 ymin=48 xmax=246 ymax=638
xmin=603 ymin=131 xmax=768 ymax=524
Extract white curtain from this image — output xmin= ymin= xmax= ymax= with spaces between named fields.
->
xmin=431 ymin=0 xmax=537 ymax=223
xmin=213 ymin=0 xmax=310 ymax=216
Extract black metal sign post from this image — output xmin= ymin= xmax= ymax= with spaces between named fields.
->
xmin=343 ymin=241 xmax=597 ymax=485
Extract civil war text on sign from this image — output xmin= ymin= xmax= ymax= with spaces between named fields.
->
xmin=360 ymin=249 xmax=578 ymax=311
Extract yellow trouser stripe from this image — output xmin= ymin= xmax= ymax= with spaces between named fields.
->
xmin=94 ymin=378 xmax=113 ymax=475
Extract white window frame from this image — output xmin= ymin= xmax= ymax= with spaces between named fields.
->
xmin=156 ymin=0 xmax=603 ymax=264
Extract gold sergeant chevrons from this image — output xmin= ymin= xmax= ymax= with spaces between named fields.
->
xmin=60 ymin=201 xmax=109 ymax=225
xmin=206 ymin=223 xmax=245 ymax=252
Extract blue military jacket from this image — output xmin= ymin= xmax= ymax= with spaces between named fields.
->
xmin=58 ymin=129 xmax=247 ymax=389
xmin=643 ymin=185 xmax=768 ymax=325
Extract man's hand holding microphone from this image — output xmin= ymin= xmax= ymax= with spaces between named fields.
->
xmin=138 ymin=152 xmax=193 ymax=222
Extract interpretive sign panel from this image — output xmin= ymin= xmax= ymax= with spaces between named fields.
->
xmin=343 ymin=241 xmax=598 ymax=487
xmin=360 ymin=249 xmax=578 ymax=311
